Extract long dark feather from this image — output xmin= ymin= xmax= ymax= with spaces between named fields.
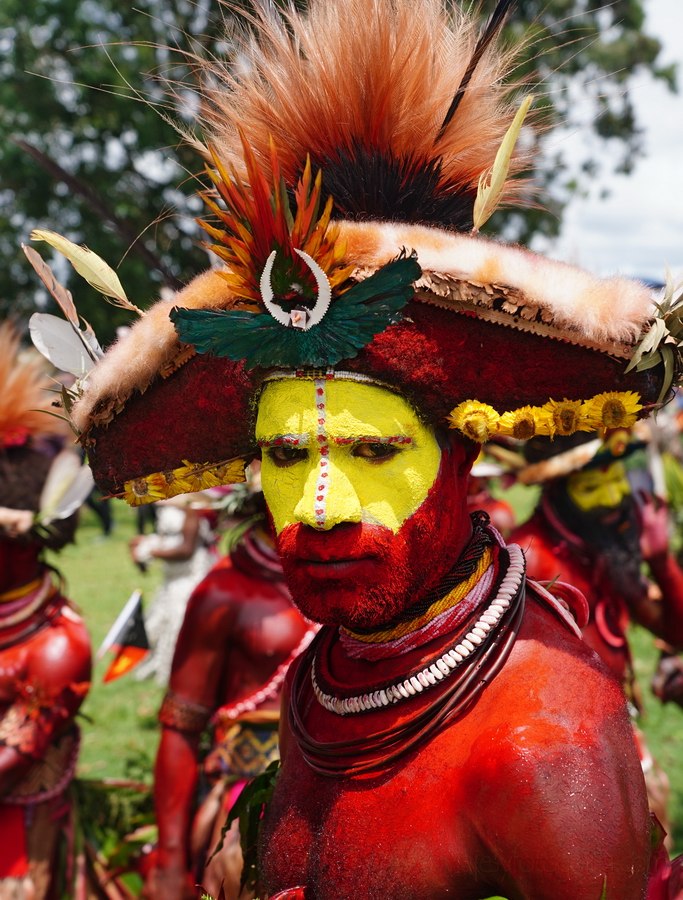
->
xmin=436 ymin=0 xmax=515 ymax=142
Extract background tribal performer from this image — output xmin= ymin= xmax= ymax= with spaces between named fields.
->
xmin=0 ymin=324 xmax=92 ymax=898
xmin=512 ymin=431 xmax=683 ymax=840
xmin=146 ymin=505 xmax=314 ymax=900
xmin=35 ymin=0 xmax=683 ymax=897
xmin=514 ymin=432 xmax=683 ymax=684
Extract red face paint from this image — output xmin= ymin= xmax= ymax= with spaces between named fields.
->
xmin=276 ymin=437 xmax=475 ymax=629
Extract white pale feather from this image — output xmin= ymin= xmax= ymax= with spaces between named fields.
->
xmin=37 ymin=449 xmax=94 ymax=524
xmin=30 ymin=312 xmax=96 ymax=377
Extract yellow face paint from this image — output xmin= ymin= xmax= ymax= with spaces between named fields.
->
xmin=567 ymin=460 xmax=631 ymax=511
xmin=255 ymin=378 xmax=441 ymax=534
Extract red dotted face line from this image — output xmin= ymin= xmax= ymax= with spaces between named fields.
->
xmin=315 ymin=379 xmax=329 ymax=526
xmin=257 ymin=435 xmax=309 ymax=448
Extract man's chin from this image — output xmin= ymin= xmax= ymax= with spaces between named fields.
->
xmin=282 ymin=563 xmax=405 ymax=630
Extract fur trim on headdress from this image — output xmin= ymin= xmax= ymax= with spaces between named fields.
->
xmin=0 ymin=323 xmax=67 ymax=447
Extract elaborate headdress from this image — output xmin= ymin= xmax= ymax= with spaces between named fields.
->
xmin=0 ymin=322 xmax=93 ymax=541
xmin=43 ymin=0 xmax=673 ymax=505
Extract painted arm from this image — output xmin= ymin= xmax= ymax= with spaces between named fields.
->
xmin=468 ymin=620 xmax=651 ymax=900
xmin=475 ymin=720 xmax=650 ymax=899
xmin=0 ymin=614 xmax=91 ymax=796
xmin=145 ymin=574 xmax=236 ymax=899
xmin=146 ymin=727 xmax=202 ymax=900
xmin=636 ymin=497 xmax=683 ymax=648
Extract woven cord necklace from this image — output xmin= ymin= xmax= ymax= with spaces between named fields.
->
xmin=289 ymin=542 xmax=526 ymax=777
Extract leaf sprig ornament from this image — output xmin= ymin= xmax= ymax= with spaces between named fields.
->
xmin=30 ymin=229 xmax=142 ymax=314
xmin=626 ymin=273 xmax=683 ymax=404
xmin=173 ymin=138 xmax=422 ymax=369
xmin=472 ymin=95 xmax=533 ymax=234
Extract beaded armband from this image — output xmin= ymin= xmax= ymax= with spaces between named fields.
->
xmin=159 ymin=691 xmax=212 ymax=734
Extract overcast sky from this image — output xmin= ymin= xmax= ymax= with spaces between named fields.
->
xmin=535 ymin=0 xmax=682 ymax=284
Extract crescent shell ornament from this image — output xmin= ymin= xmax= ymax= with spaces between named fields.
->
xmin=260 ymin=249 xmax=332 ymax=331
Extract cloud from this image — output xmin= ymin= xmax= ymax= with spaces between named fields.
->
xmin=536 ymin=0 xmax=683 ymax=282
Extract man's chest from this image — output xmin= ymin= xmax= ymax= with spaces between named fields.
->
xmin=260 ymin=743 xmax=489 ymax=900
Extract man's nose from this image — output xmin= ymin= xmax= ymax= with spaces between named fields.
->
xmin=293 ymin=459 xmax=363 ymax=530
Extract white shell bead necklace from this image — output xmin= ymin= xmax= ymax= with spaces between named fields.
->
xmin=312 ymin=543 xmax=525 ymax=716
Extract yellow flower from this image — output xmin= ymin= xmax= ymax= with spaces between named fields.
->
xmin=213 ymin=458 xmax=248 ymax=484
xmin=175 ymin=458 xmax=248 ymax=493
xmin=122 ymin=473 xmax=169 ymax=507
xmin=174 ymin=461 xmax=216 ymax=492
xmin=542 ymin=399 xmax=589 ymax=437
xmin=582 ymin=391 xmax=642 ymax=430
xmin=448 ymin=401 xmax=500 ymax=443
xmin=497 ymin=406 xmax=552 ymax=440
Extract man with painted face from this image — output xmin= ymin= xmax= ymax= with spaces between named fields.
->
xmin=513 ymin=433 xmax=683 ymax=684
xmin=41 ymin=0 xmax=683 ymax=896
xmin=0 ymin=324 xmax=92 ymax=898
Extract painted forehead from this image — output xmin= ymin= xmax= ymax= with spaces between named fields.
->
xmin=255 ymin=377 xmax=424 ymax=441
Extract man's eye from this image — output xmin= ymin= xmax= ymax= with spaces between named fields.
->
xmin=352 ymin=442 xmax=400 ymax=461
xmin=267 ymin=446 xmax=308 ymax=466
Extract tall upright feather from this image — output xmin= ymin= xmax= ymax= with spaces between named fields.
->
xmin=436 ymin=0 xmax=516 ymax=141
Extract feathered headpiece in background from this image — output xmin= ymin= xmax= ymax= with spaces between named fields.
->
xmin=0 ymin=323 xmax=67 ymax=449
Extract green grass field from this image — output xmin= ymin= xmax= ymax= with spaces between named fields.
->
xmin=50 ymin=500 xmax=683 ymax=853
xmin=50 ymin=503 xmax=165 ymax=781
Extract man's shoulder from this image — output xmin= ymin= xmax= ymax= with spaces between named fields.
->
xmin=483 ymin=594 xmax=626 ymax=729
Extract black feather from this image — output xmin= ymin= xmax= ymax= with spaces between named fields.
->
xmin=312 ymin=142 xmax=477 ymax=231
xmin=436 ymin=0 xmax=515 ymax=142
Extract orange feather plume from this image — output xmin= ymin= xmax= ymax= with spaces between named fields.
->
xmin=0 ymin=323 xmax=68 ymax=447
xmin=198 ymin=132 xmax=353 ymax=305
xmin=195 ymin=0 xmax=527 ymax=229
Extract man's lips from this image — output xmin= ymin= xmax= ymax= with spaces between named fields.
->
xmin=291 ymin=554 xmax=380 ymax=578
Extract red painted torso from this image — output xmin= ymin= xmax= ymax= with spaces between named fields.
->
xmin=261 ymin=599 xmax=650 ymax=899
xmin=513 ymin=513 xmax=631 ymax=682
xmin=173 ymin=538 xmax=310 ymax=714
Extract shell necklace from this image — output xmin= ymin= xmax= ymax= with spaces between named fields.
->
xmin=311 ymin=542 xmax=525 ymax=716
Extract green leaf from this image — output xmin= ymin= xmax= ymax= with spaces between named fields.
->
xmin=658 ymin=344 xmax=675 ymax=404
xmin=211 ymin=759 xmax=281 ymax=892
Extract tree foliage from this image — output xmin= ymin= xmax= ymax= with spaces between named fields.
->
xmin=0 ymin=0 xmax=676 ymax=344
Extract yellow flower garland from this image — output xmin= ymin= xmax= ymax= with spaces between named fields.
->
xmin=449 ymin=391 xmax=642 ymax=443
xmin=122 ymin=457 xmax=247 ymax=506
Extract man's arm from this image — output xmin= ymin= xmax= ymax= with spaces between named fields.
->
xmin=148 ymin=723 xmax=204 ymax=899
xmin=636 ymin=496 xmax=683 ymax=648
xmin=467 ymin=623 xmax=651 ymax=900
xmin=145 ymin=573 xmax=237 ymax=899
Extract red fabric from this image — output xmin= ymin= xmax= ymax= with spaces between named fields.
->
xmin=87 ymin=300 xmax=662 ymax=494
xmin=0 ymin=804 xmax=28 ymax=878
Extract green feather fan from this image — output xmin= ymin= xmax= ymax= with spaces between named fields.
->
xmin=171 ymin=252 xmax=421 ymax=369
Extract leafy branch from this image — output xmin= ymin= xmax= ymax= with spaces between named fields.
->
xmin=626 ymin=274 xmax=683 ymax=404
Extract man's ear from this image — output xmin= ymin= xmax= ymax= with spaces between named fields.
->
xmin=436 ymin=429 xmax=479 ymax=476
